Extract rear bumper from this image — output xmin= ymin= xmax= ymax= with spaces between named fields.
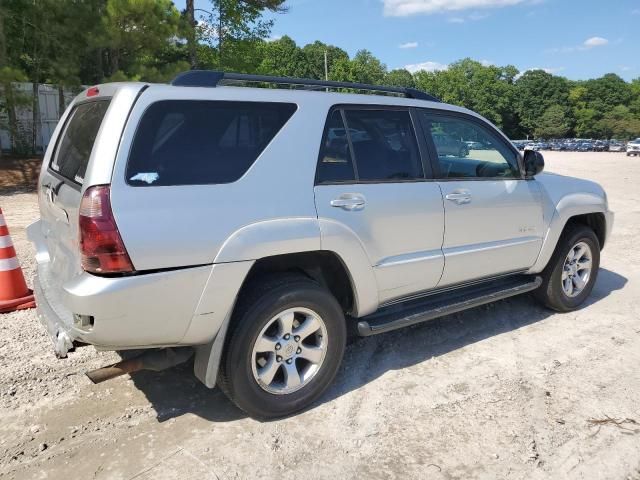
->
xmin=28 ymin=219 xmax=254 ymax=356
xmin=32 ymin=262 xmax=214 ymax=354
xmin=33 ymin=275 xmax=75 ymax=357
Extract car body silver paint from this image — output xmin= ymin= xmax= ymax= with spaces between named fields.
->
xmin=437 ymin=179 xmax=544 ymax=286
xmin=527 ymin=172 xmax=613 ymax=274
xmin=315 ymin=181 xmax=445 ymax=304
xmin=29 ymin=81 xmax=613 ymax=389
xmin=315 ymin=218 xmax=379 ymax=317
xmin=183 ymin=260 xmax=255 ymax=345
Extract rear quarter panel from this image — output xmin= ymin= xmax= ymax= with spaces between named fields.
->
xmin=109 ymin=86 xmax=324 ymax=271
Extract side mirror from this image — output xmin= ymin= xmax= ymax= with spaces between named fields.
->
xmin=524 ymin=150 xmax=544 ymax=178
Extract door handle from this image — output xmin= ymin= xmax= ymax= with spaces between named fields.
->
xmin=445 ymin=190 xmax=472 ymax=205
xmin=330 ymin=194 xmax=366 ymax=211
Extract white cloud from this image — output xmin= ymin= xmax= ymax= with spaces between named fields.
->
xmin=383 ymin=0 xmax=527 ymax=16
xmin=583 ymin=36 xmax=608 ymax=48
xmin=267 ymin=34 xmax=283 ymax=42
xmin=547 ymin=36 xmax=610 ymax=54
xmin=446 ymin=11 xmax=489 ymax=23
xmin=468 ymin=12 xmax=489 ymax=20
xmin=399 ymin=41 xmax=418 ymax=49
xmin=404 ymin=61 xmax=449 ymax=73
xmin=480 ymin=59 xmax=493 ymax=66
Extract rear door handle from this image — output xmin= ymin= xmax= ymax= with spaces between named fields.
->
xmin=330 ymin=194 xmax=366 ymax=211
xmin=445 ymin=190 xmax=472 ymax=205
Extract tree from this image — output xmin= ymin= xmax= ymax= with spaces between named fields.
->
xmin=301 ymin=41 xmax=348 ymax=80
xmin=101 ymin=0 xmax=182 ymax=79
xmin=184 ymin=0 xmax=197 ymax=69
xmin=536 ymin=105 xmax=571 ymax=138
xmin=413 ymin=59 xmax=520 ymax=136
xmin=205 ymin=0 xmax=287 ymax=70
xmin=582 ymin=74 xmax=632 ymax=112
xmin=515 ymin=70 xmax=572 ymax=137
xmin=630 ymin=78 xmax=640 ymax=117
xmin=332 ymin=49 xmax=386 ymax=85
xmin=384 ymin=69 xmax=415 ymax=88
xmin=257 ymin=35 xmax=306 ymax=77
xmin=595 ymin=105 xmax=640 ymax=139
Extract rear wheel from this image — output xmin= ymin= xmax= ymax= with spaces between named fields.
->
xmin=534 ymin=224 xmax=600 ymax=312
xmin=218 ymin=274 xmax=346 ymax=419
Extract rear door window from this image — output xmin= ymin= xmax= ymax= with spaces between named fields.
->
xmin=50 ymin=100 xmax=110 ymax=184
xmin=316 ymin=110 xmax=356 ymax=184
xmin=126 ymin=100 xmax=297 ymax=186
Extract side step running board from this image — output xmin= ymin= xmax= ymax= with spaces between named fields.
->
xmin=357 ymin=275 xmax=542 ymax=336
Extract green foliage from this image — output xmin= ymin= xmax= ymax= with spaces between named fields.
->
xmin=0 ymin=0 xmax=639 ymax=142
xmin=414 ymin=59 xmax=520 ymax=136
xmin=337 ymin=50 xmax=386 ymax=85
xmin=515 ymin=70 xmax=573 ymax=134
xmin=203 ymin=0 xmax=286 ymax=70
xmin=384 ymin=69 xmax=415 ymax=88
xmin=257 ymin=35 xmax=307 ymax=77
xmin=301 ymin=41 xmax=349 ymax=80
xmin=536 ymin=105 xmax=571 ymax=138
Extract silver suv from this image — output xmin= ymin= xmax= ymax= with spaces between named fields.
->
xmin=28 ymin=71 xmax=613 ymax=419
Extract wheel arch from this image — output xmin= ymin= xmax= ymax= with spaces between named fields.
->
xmin=193 ymin=248 xmax=377 ymax=389
xmin=529 ymin=204 xmax=610 ymax=274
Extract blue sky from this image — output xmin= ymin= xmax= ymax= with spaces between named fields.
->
xmin=176 ymin=0 xmax=639 ymax=81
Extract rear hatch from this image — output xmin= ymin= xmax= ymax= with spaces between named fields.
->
xmin=33 ymin=84 xmax=145 ymax=316
xmin=39 ymin=100 xmax=111 ymax=284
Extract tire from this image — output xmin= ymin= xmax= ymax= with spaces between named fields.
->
xmin=218 ymin=273 xmax=346 ymax=419
xmin=534 ymin=224 xmax=600 ymax=312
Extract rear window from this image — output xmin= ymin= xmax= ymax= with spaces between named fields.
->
xmin=50 ymin=100 xmax=110 ymax=184
xmin=126 ymin=100 xmax=297 ymax=186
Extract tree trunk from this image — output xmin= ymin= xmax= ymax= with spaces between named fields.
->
xmin=95 ymin=47 xmax=105 ymax=83
xmin=4 ymin=83 xmax=18 ymax=152
xmin=58 ymin=84 xmax=66 ymax=118
xmin=110 ymin=48 xmax=119 ymax=76
xmin=186 ymin=0 xmax=197 ymax=69
xmin=218 ymin=2 xmax=224 ymax=69
xmin=32 ymin=81 xmax=40 ymax=155
xmin=0 ymin=7 xmax=6 ymax=67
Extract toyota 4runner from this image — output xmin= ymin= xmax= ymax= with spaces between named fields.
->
xmin=28 ymin=71 xmax=614 ymax=419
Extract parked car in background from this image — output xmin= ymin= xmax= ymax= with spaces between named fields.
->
xmin=464 ymin=140 xmax=485 ymax=150
xmin=609 ymin=141 xmax=626 ymax=152
xmin=627 ymin=138 xmax=640 ymax=156
xmin=433 ymin=133 xmax=469 ymax=157
xmin=593 ymin=141 xmax=608 ymax=152
xmin=512 ymin=140 xmax=527 ymax=150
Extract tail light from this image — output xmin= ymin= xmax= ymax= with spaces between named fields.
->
xmin=79 ymin=185 xmax=134 ymax=274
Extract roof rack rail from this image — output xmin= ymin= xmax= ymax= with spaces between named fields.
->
xmin=170 ymin=70 xmax=441 ymax=102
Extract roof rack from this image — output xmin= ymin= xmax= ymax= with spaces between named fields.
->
xmin=170 ymin=70 xmax=441 ymax=102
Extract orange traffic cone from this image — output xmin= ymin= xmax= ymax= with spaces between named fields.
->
xmin=0 ymin=207 xmax=35 ymax=313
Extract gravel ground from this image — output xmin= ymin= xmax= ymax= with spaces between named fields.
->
xmin=0 ymin=152 xmax=639 ymax=480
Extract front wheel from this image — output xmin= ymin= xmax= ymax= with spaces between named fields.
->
xmin=534 ymin=224 xmax=600 ymax=312
xmin=218 ymin=274 xmax=346 ymax=419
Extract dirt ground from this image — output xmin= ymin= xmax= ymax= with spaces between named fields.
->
xmin=0 ymin=152 xmax=639 ymax=480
